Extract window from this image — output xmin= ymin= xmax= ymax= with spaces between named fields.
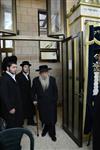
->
xmin=47 ymin=0 xmax=65 ymax=36
xmin=0 ymin=34 xmax=14 ymax=72
xmin=38 ymin=10 xmax=60 ymax=62
xmin=0 ymin=0 xmax=16 ymax=34
xmin=0 ymin=37 xmax=14 ymax=75
xmin=80 ymin=0 xmax=100 ymax=3
xmin=0 ymin=40 xmax=14 ymax=60
xmin=38 ymin=11 xmax=47 ymax=36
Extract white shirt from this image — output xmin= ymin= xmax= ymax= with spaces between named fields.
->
xmin=6 ymin=71 xmax=16 ymax=82
xmin=23 ymin=72 xmax=29 ymax=80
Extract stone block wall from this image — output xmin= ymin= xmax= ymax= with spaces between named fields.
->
xmin=15 ymin=0 xmax=62 ymax=103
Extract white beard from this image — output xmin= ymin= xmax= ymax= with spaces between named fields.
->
xmin=39 ymin=75 xmax=50 ymax=91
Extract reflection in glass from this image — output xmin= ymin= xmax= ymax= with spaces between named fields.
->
xmin=1 ymin=0 xmax=13 ymax=30
xmin=39 ymin=12 xmax=47 ymax=35
xmin=0 ymin=40 xmax=3 ymax=48
xmin=5 ymin=40 xmax=13 ymax=48
xmin=80 ymin=0 xmax=100 ymax=4
xmin=40 ymin=41 xmax=57 ymax=49
xmin=74 ymin=38 xmax=80 ymax=139
xmin=0 ymin=34 xmax=3 ymax=48
xmin=51 ymin=0 xmax=61 ymax=33
xmin=1 ymin=52 xmax=6 ymax=61
xmin=8 ymin=52 xmax=12 ymax=56
xmin=62 ymin=42 xmax=67 ymax=128
xmin=4 ymin=11 xmax=12 ymax=30
xmin=39 ymin=14 xmax=47 ymax=20
xmin=48 ymin=0 xmax=64 ymax=35
xmin=68 ymin=40 xmax=73 ymax=132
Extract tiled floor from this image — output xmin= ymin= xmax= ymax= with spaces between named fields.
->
xmin=21 ymin=124 xmax=92 ymax=150
xmin=21 ymin=107 xmax=92 ymax=150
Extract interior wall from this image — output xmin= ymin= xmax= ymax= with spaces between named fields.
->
xmin=66 ymin=0 xmax=79 ymax=14
xmin=15 ymin=0 xmax=62 ymax=103
xmin=69 ymin=18 xmax=81 ymax=35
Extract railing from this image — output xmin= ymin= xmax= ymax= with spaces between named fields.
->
xmin=79 ymin=0 xmax=100 ymax=4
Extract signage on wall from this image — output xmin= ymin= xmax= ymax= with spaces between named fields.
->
xmin=81 ymin=5 xmax=100 ymax=18
xmin=69 ymin=5 xmax=100 ymax=25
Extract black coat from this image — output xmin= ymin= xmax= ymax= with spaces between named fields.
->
xmin=16 ymin=72 xmax=34 ymax=119
xmin=0 ymin=76 xmax=2 ymax=117
xmin=32 ymin=76 xmax=58 ymax=124
xmin=0 ymin=73 xmax=23 ymax=128
xmin=93 ymin=94 xmax=100 ymax=150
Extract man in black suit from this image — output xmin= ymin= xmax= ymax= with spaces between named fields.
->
xmin=0 ymin=56 xmax=23 ymax=128
xmin=16 ymin=61 xmax=36 ymax=126
xmin=32 ymin=65 xmax=58 ymax=142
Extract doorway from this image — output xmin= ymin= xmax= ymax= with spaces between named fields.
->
xmin=0 ymin=34 xmax=84 ymax=147
xmin=62 ymin=32 xmax=84 ymax=147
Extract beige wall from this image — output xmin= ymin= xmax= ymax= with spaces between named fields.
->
xmin=66 ymin=0 xmax=80 ymax=36
xmin=15 ymin=0 xmax=62 ymax=103
xmin=70 ymin=18 xmax=81 ymax=35
xmin=66 ymin=0 xmax=79 ymax=14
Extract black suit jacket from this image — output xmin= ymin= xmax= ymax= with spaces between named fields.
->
xmin=16 ymin=72 xmax=34 ymax=118
xmin=0 ymin=73 xmax=23 ymax=128
xmin=32 ymin=76 xmax=58 ymax=124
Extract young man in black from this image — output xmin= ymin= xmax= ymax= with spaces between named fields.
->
xmin=0 ymin=56 xmax=23 ymax=128
xmin=16 ymin=61 xmax=36 ymax=126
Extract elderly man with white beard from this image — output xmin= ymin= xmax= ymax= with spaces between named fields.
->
xmin=32 ymin=65 xmax=58 ymax=142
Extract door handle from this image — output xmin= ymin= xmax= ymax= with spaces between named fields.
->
xmin=74 ymin=90 xmax=83 ymax=103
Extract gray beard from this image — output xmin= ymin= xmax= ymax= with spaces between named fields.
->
xmin=39 ymin=75 xmax=50 ymax=91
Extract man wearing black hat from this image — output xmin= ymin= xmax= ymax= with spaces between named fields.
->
xmin=32 ymin=65 xmax=58 ymax=141
xmin=0 ymin=56 xmax=23 ymax=128
xmin=16 ymin=61 xmax=36 ymax=126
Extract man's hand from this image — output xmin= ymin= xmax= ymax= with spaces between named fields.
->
xmin=9 ymin=108 xmax=16 ymax=114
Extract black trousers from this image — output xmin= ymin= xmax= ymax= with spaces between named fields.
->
xmin=42 ymin=124 xmax=56 ymax=137
xmin=93 ymin=94 xmax=100 ymax=150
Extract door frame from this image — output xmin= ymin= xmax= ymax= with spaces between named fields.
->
xmin=0 ymin=33 xmax=84 ymax=147
xmin=62 ymin=32 xmax=84 ymax=147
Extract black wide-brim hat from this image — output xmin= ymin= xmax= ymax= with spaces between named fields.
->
xmin=36 ymin=65 xmax=52 ymax=72
xmin=2 ymin=56 xmax=9 ymax=71
xmin=20 ymin=61 xmax=31 ymax=67
xmin=10 ymin=56 xmax=17 ymax=64
xmin=2 ymin=56 xmax=17 ymax=71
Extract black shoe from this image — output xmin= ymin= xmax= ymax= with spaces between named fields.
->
xmin=41 ymin=130 xmax=48 ymax=137
xmin=51 ymin=136 xmax=57 ymax=142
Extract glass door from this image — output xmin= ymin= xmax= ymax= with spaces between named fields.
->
xmin=0 ymin=0 xmax=16 ymax=34
xmin=62 ymin=32 xmax=84 ymax=147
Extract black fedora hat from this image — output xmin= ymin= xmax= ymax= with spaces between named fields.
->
xmin=20 ymin=61 xmax=31 ymax=67
xmin=2 ymin=56 xmax=17 ymax=71
xmin=36 ymin=65 xmax=52 ymax=72
xmin=2 ymin=56 xmax=9 ymax=71
xmin=9 ymin=55 xmax=17 ymax=64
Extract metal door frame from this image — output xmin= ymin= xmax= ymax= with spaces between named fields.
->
xmin=62 ymin=32 xmax=84 ymax=147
